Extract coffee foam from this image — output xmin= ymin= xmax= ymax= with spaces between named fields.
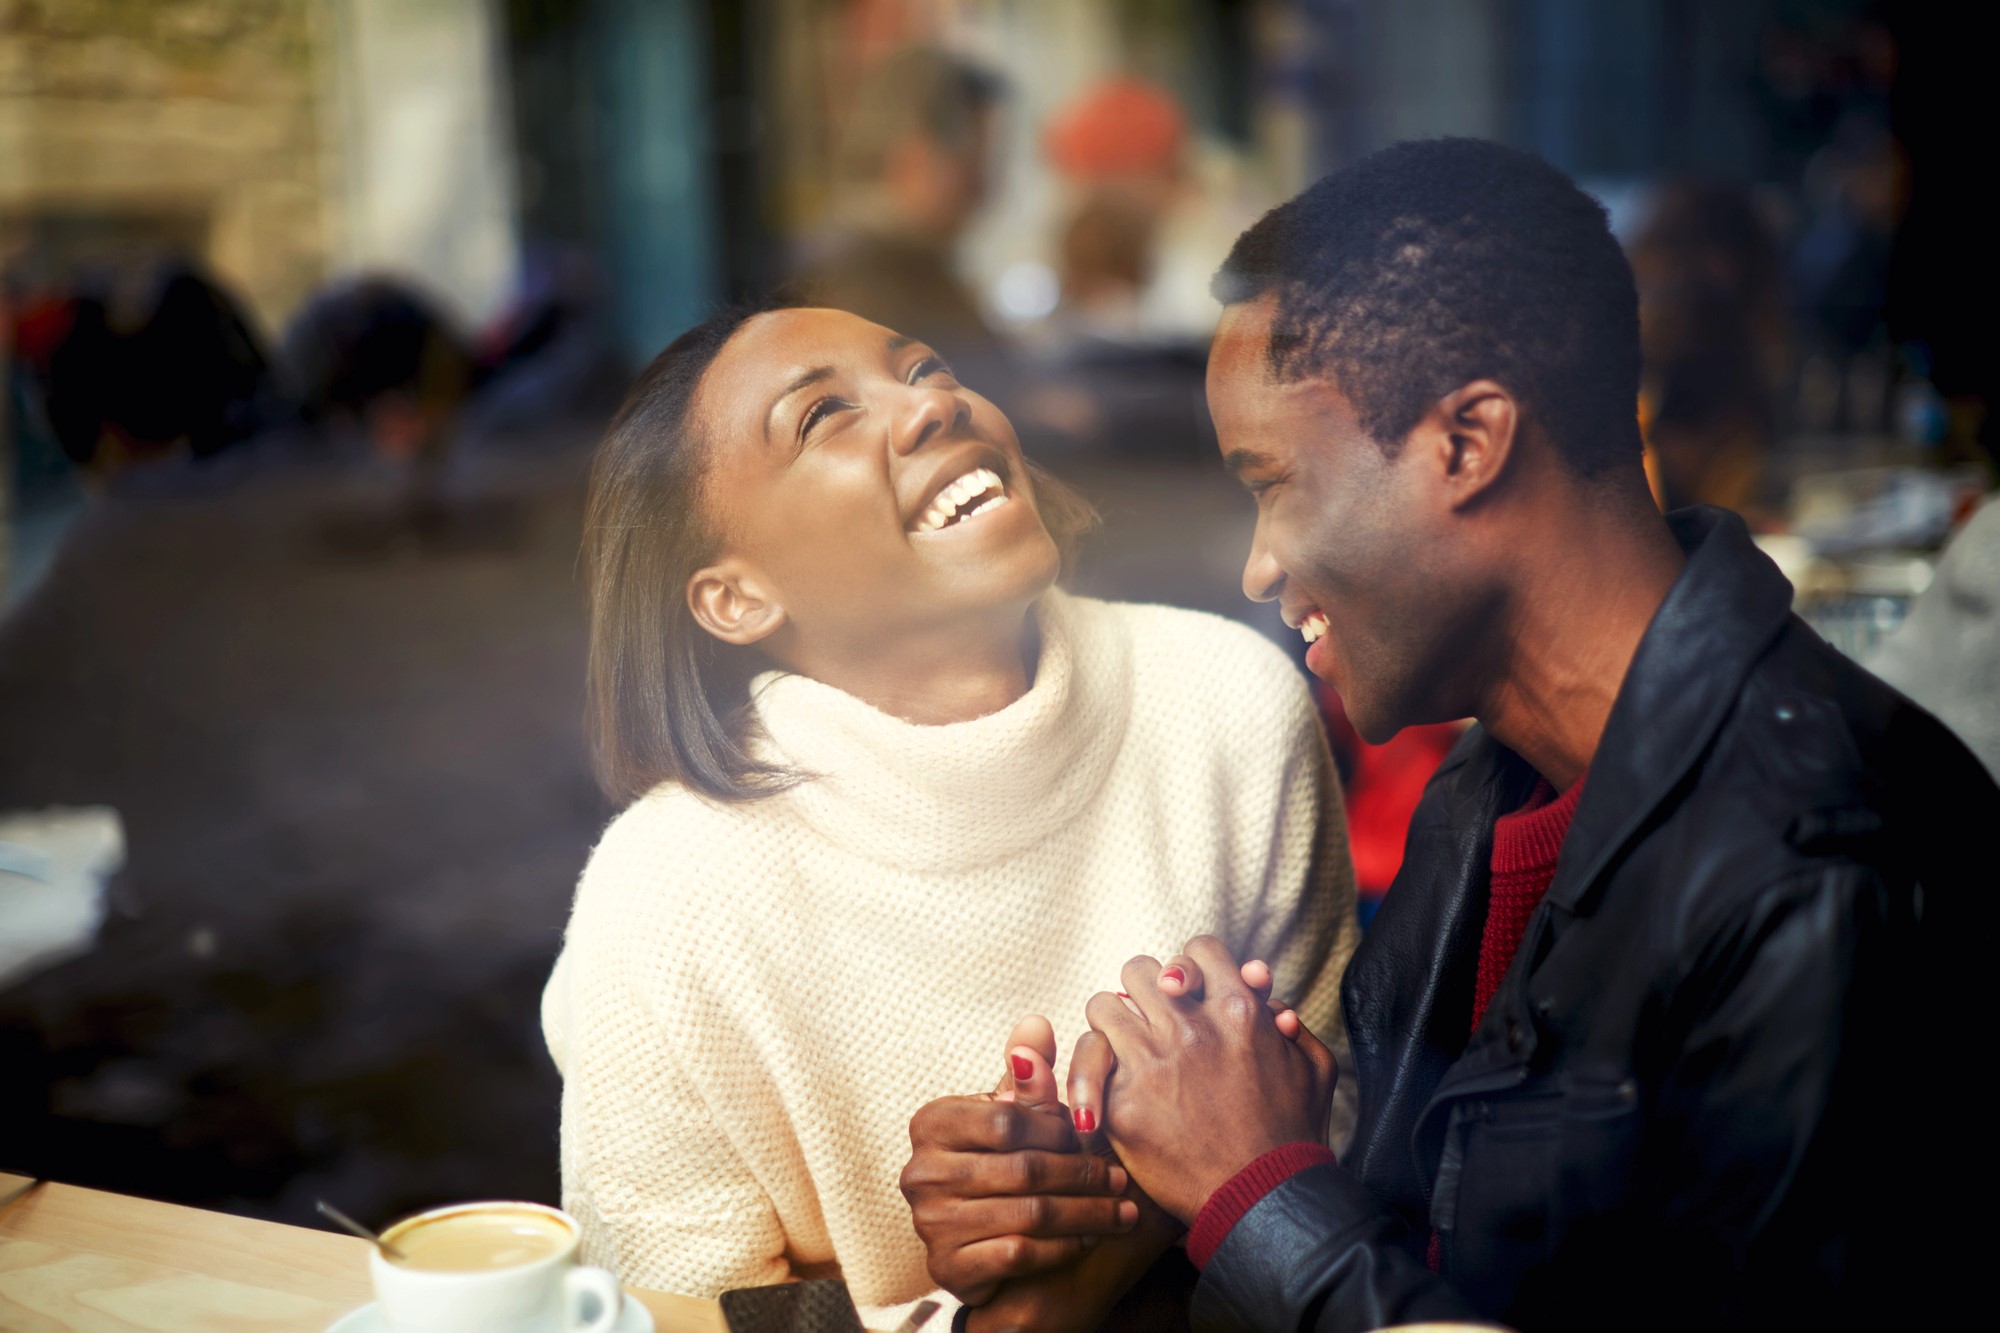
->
xmin=385 ymin=1207 xmax=573 ymax=1273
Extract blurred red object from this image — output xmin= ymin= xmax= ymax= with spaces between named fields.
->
xmin=1316 ymin=681 xmax=1462 ymax=907
xmin=1044 ymin=77 xmax=1186 ymax=183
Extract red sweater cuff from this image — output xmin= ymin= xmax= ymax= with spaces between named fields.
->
xmin=1185 ymin=1141 xmax=1338 ymax=1270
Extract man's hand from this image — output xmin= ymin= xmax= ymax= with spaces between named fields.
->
xmin=1070 ymin=936 xmax=1337 ymax=1224
xmin=962 ymin=1184 xmax=1182 ymax=1333
xmin=899 ymin=1016 xmax=1139 ymax=1305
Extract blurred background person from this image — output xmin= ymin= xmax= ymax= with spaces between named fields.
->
xmin=25 ymin=259 xmax=280 ymax=484
xmin=789 ymin=46 xmax=1012 ymax=398
xmin=284 ymin=278 xmax=474 ymax=471
xmin=1629 ymin=181 xmax=1790 ymax=521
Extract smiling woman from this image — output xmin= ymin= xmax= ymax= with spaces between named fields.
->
xmin=543 ymin=305 xmax=1360 ymax=1324
xmin=580 ymin=305 xmax=1098 ymax=802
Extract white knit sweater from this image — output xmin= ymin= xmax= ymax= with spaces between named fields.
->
xmin=542 ymin=590 xmax=1358 ymax=1321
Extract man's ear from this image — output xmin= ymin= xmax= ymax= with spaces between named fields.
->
xmin=1413 ymin=379 xmax=1519 ymax=511
xmin=687 ymin=558 xmax=786 ymax=646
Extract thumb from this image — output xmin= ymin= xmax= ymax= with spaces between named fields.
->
xmin=994 ymin=1014 xmax=1061 ymax=1111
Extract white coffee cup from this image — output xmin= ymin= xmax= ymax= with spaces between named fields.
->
xmin=369 ymin=1200 xmax=621 ymax=1333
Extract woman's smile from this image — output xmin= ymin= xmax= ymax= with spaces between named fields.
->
xmin=910 ymin=464 xmax=1010 ymax=534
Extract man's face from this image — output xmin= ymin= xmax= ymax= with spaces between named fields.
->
xmin=1207 ymin=298 xmax=1485 ymax=743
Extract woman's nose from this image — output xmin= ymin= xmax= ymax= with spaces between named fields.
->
xmin=892 ymin=386 xmax=967 ymax=456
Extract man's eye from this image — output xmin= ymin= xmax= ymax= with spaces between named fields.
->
xmin=907 ymin=355 xmax=953 ymax=384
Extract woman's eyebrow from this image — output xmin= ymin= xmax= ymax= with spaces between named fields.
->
xmin=763 ymin=365 xmax=835 ymax=441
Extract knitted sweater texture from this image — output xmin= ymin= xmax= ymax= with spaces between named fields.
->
xmin=541 ymin=591 xmax=1359 ymax=1319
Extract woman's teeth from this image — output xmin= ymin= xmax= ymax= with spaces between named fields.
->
xmin=1299 ymin=610 xmax=1330 ymax=644
xmin=913 ymin=467 xmax=1009 ymax=533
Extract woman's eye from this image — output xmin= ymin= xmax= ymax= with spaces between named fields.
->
xmin=800 ymin=397 xmax=849 ymax=439
xmin=907 ymin=355 xmax=953 ymax=384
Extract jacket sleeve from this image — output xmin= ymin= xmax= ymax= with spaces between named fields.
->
xmin=1191 ymin=1163 xmax=1479 ymax=1332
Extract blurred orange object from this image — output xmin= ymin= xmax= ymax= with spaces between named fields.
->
xmin=1316 ymin=680 xmax=1463 ymax=909
xmin=1044 ymin=77 xmax=1187 ymax=183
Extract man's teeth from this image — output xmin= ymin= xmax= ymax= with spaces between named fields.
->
xmin=914 ymin=467 xmax=1009 ymax=533
xmin=1299 ymin=611 xmax=1330 ymax=644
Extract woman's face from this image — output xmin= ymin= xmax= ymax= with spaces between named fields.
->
xmin=689 ymin=307 xmax=1061 ymax=659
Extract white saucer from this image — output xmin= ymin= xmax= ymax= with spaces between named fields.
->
xmin=326 ymin=1294 xmax=655 ymax=1332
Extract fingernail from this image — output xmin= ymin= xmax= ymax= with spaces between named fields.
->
xmin=1108 ymin=1166 xmax=1129 ymax=1194
xmin=1162 ymin=966 xmax=1186 ymax=986
xmin=1010 ymin=1054 xmax=1033 ymax=1082
xmin=1116 ymin=992 xmax=1130 ymax=999
xmin=1074 ymin=1106 xmax=1096 ymax=1134
xmin=1116 ymin=1201 xmax=1139 ymax=1227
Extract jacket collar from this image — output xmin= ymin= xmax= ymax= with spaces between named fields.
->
xmin=1545 ymin=505 xmax=1795 ymax=915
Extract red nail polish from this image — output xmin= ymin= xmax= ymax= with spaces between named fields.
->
xmin=1010 ymin=1055 xmax=1033 ymax=1082
xmin=1116 ymin=992 xmax=1130 ymax=999
xmin=1162 ymin=966 xmax=1186 ymax=985
xmin=1075 ymin=1107 xmax=1096 ymax=1134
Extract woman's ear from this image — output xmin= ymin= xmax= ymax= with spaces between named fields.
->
xmin=688 ymin=559 xmax=787 ymax=646
xmin=1415 ymin=379 xmax=1518 ymax=511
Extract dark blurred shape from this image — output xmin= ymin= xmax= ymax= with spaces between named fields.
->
xmin=31 ymin=260 xmax=277 ymax=475
xmin=1791 ymin=111 xmax=1906 ymax=446
xmin=470 ymin=243 xmax=629 ymax=432
xmin=282 ymin=277 xmax=475 ymax=471
xmin=1630 ymin=181 xmax=1788 ymax=517
xmin=790 ymin=47 xmax=1009 ymax=384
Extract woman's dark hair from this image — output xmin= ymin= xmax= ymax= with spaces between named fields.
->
xmin=584 ymin=305 xmax=1098 ymax=805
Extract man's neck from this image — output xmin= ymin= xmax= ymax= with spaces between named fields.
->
xmin=1477 ymin=494 xmax=1685 ymax=790
xmin=779 ymin=610 xmax=1038 ymax=727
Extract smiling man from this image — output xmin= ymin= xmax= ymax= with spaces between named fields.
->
xmin=901 ymin=138 xmax=1995 ymax=1332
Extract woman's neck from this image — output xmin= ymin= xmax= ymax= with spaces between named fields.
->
xmin=779 ymin=609 xmax=1039 ymax=726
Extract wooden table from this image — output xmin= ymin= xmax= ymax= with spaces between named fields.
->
xmin=0 ymin=1174 xmax=728 ymax=1332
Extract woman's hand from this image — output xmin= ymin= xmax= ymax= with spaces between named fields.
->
xmin=1068 ymin=937 xmax=1338 ymax=1224
xmin=900 ymin=1016 xmax=1137 ymax=1305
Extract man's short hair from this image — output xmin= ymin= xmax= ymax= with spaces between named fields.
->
xmin=838 ymin=46 xmax=1005 ymax=185
xmin=1214 ymin=138 xmax=1642 ymax=476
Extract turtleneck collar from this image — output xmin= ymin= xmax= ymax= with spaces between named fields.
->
xmin=748 ymin=589 xmax=1131 ymax=872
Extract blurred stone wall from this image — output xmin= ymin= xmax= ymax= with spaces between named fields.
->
xmin=0 ymin=0 xmax=330 ymax=332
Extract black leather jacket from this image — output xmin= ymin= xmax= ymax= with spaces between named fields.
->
xmin=1194 ymin=507 xmax=1998 ymax=1332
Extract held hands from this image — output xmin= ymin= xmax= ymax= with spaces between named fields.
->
xmin=898 ymin=947 xmax=1334 ymax=1322
xmin=1067 ymin=936 xmax=1338 ymax=1224
xmin=899 ymin=1015 xmax=1137 ymax=1306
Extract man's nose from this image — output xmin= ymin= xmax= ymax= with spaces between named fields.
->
xmin=893 ymin=386 xmax=967 ymax=456
xmin=1242 ymin=525 xmax=1284 ymax=603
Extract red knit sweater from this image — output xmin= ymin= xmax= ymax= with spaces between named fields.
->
xmin=1191 ymin=771 xmax=1588 ymax=1272
xmin=1471 ymin=772 xmax=1587 ymax=1029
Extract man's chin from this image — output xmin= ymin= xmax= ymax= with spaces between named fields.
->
xmin=1332 ymin=685 xmax=1407 ymax=747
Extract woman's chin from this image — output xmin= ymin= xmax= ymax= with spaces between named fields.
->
xmin=920 ymin=527 xmax=1062 ymax=616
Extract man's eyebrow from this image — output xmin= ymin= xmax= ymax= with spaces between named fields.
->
xmin=886 ymin=334 xmax=915 ymax=355
xmin=1223 ymin=448 xmax=1277 ymax=478
xmin=764 ymin=365 xmax=835 ymax=441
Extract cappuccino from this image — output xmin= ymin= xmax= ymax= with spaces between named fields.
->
xmin=386 ymin=1207 xmax=573 ymax=1273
